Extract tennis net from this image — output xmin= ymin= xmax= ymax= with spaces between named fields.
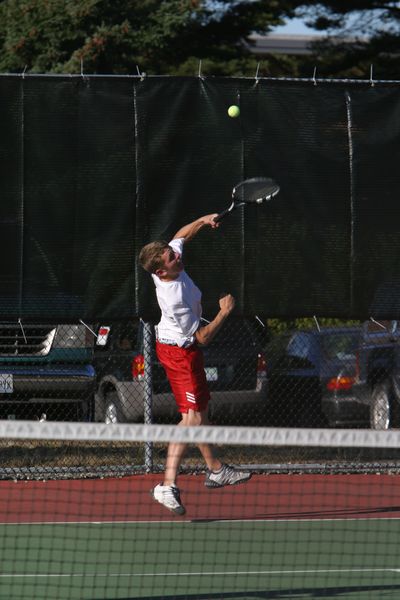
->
xmin=1 ymin=420 xmax=400 ymax=600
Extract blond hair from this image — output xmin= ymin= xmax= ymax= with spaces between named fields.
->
xmin=138 ymin=240 xmax=170 ymax=273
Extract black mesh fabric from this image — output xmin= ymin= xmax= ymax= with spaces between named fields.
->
xmin=1 ymin=75 xmax=400 ymax=320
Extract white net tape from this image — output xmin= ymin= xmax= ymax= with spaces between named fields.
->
xmin=0 ymin=420 xmax=399 ymax=448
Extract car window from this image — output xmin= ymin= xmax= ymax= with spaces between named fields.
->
xmin=101 ymin=321 xmax=140 ymax=352
xmin=265 ymin=333 xmax=315 ymax=369
xmin=287 ymin=333 xmax=312 ymax=359
xmin=321 ymin=332 xmax=360 ymax=360
xmin=117 ymin=334 xmax=133 ymax=351
xmin=208 ymin=318 xmax=258 ymax=349
xmin=119 ymin=321 xmax=141 ymax=351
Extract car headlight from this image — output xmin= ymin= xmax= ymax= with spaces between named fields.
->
xmin=53 ymin=324 xmax=93 ymax=348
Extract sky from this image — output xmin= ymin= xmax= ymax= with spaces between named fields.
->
xmin=273 ymin=10 xmax=386 ymax=37
xmin=272 ymin=17 xmax=319 ymax=36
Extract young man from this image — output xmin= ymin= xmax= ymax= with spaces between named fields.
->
xmin=138 ymin=213 xmax=251 ymax=515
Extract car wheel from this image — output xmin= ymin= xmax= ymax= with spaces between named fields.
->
xmin=370 ymin=382 xmax=392 ymax=430
xmin=104 ymin=391 xmax=124 ymax=424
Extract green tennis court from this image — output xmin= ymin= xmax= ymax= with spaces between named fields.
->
xmin=1 ymin=422 xmax=400 ymax=600
xmin=1 ymin=516 xmax=400 ymax=599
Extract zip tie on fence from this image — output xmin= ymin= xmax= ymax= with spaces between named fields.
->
xmin=79 ymin=319 xmax=98 ymax=338
xmin=22 ymin=65 xmax=28 ymax=80
xmin=255 ymin=63 xmax=260 ymax=85
xmin=18 ymin=318 xmax=28 ymax=344
xmin=136 ymin=65 xmax=146 ymax=81
xmin=255 ymin=315 xmax=265 ymax=328
xmin=80 ymin=58 xmax=90 ymax=83
xmin=313 ymin=315 xmax=321 ymax=332
xmin=370 ymin=64 xmax=375 ymax=87
xmin=312 ymin=66 xmax=317 ymax=86
xmin=198 ymin=60 xmax=205 ymax=80
xmin=369 ymin=316 xmax=386 ymax=329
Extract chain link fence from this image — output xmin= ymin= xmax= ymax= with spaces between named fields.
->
xmin=92 ymin=317 xmax=400 ymax=433
xmin=1 ymin=316 xmax=400 ymax=476
xmin=93 ymin=317 xmax=269 ymax=427
xmin=2 ymin=316 xmax=400 ymax=430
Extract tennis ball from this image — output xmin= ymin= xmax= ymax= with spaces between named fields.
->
xmin=228 ymin=105 xmax=240 ymax=118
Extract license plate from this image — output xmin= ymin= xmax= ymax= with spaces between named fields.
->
xmin=0 ymin=374 xmax=13 ymax=393
xmin=205 ymin=367 xmax=218 ymax=382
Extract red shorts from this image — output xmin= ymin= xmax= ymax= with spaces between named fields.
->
xmin=156 ymin=341 xmax=210 ymax=414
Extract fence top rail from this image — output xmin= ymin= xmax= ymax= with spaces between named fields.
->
xmin=0 ymin=72 xmax=399 ymax=85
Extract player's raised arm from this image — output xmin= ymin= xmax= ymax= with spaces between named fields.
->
xmin=173 ymin=214 xmax=219 ymax=243
xmin=195 ymin=294 xmax=235 ymax=346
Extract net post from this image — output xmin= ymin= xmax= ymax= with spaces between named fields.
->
xmin=143 ymin=321 xmax=153 ymax=472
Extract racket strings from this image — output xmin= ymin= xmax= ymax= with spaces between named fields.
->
xmin=234 ymin=177 xmax=279 ymax=204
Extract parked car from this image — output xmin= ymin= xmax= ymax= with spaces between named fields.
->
xmin=352 ymin=319 xmax=400 ymax=430
xmin=321 ymin=320 xmax=400 ymax=430
xmin=0 ymin=322 xmax=96 ymax=421
xmin=93 ymin=317 xmax=268 ymax=425
xmin=264 ymin=326 xmax=363 ymax=427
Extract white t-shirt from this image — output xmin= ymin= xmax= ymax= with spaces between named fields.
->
xmin=151 ymin=238 xmax=202 ymax=347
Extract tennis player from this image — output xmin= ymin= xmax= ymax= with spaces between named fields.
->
xmin=139 ymin=214 xmax=251 ymax=515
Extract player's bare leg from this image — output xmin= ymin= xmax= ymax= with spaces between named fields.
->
xmin=192 ymin=410 xmax=252 ymax=489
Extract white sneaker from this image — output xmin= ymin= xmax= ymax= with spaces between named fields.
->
xmin=205 ymin=464 xmax=252 ymax=488
xmin=151 ymin=483 xmax=186 ymax=515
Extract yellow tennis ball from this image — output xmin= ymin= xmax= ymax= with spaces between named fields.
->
xmin=228 ymin=105 xmax=240 ymax=118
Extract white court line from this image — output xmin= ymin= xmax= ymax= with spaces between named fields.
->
xmin=1 ymin=568 xmax=400 ymax=579
xmin=1 ymin=516 xmax=400 ymax=525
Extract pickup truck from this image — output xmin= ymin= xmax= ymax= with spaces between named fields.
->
xmin=334 ymin=319 xmax=400 ymax=430
xmin=264 ymin=321 xmax=400 ymax=430
xmin=0 ymin=321 xmax=96 ymax=421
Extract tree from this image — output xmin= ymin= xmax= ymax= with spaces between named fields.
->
xmin=0 ymin=0 xmax=306 ymax=75
xmin=2 ymin=1 xmax=397 ymax=79
xmin=297 ymin=2 xmax=400 ymax=79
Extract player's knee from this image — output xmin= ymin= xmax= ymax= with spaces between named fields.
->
xmin=185 ymin=409 xmax=205 ymax=426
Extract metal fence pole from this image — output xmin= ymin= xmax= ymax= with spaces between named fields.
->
xmin=143 ymin=321 xmax=153 ymax=472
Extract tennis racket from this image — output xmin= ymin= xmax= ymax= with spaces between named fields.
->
xmin=214 ymin=177 xmax=280 ymax=222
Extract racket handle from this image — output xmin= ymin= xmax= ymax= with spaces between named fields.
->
xmin=214 ymin=208 xmax=231 ymax=223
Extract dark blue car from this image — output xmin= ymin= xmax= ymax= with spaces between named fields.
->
xmin=264 ymin=327 xmax=363 ymax=427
